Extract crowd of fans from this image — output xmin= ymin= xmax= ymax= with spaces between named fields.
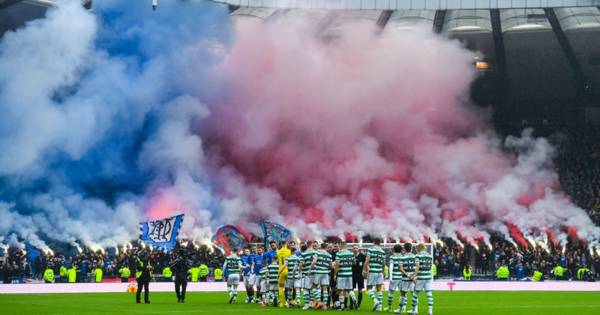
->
xmin=1 ymin=235 xmax=598 ymax=284
xmin=434 ymin=235 xmax=599 ymax=281
xmin=1 ymin=242 xmax=225 ymax=284
xmin=553 ymin=124 xmax=600 ymax=225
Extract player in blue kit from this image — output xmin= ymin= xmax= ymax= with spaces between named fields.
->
xmin=241 ymin=248 xmax=255 ymax=303
xmin=252 ymin=246 xmax=265 ymax=303
xmin=264 ymin=241 xmax=278 ymax=264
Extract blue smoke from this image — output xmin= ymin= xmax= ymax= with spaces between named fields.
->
xmin=0 ymin=0 xmax=232 ymax=248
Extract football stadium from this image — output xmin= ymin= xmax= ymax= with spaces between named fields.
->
xmin=1 ymin=0 xmax=600 ymax=314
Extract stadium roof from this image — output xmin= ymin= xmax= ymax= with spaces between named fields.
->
xmin=216 ymin=0 xmax=600 ymax=10
xmin=0 ymin=0 xmax=90 ymax=9
xmin=0 ymin=0 xmax=91 ymax=36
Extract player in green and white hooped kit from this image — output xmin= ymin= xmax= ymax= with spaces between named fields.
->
xmin=386 ymin=244 xmax=404 ymax=312
xmin=301 ymin=241 xmax=318 ymax=309
xmin=363 ymin=238 xmax=386 ymax=312
xmin=398 ymin=243 xmax=417 ymax=314
xmin=224 ymin=250 xmax=243 ymax=304
xmin=267 ymin=259 xmax=280 ymax=306
xmin=310 ymin=242 xmax=333 ymax=310
xmin=333 ymin=242 xmax=358 ymax=310
xmin=412 ymin=243 xmax=434 ymax=315
xmin=258 ymin=260 xmax=270 ymax=306
xmin=281 ymin=247 xmax=302 ymax=307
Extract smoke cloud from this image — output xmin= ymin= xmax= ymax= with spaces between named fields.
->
xmin=0 ymin=2 xmax=597 ymax=249
xmin=206 ymin=15 xmax=599 ymax=244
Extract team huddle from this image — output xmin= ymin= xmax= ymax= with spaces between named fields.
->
xmin=222 ymin=239 xmax=434 ymax=315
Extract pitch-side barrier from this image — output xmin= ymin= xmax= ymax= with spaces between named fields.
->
xmin=1 ymin=280 xmax=599 ymax=294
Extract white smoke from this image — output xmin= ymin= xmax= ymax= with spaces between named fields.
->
xmin=0 ymin=0 xmax=97 ymax=176
xmin=0 ymin=0 xmax=230 ymax=248
xmin=139 ymin=95 xmax=216 ymax=239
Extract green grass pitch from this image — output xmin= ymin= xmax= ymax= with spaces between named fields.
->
xmin=1 ymin=291 xmax=599 ymax=315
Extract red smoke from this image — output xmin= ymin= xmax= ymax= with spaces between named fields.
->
xmin=201 ymin=16 xmax=598 ymax=243
xmin=146 ymin=193 xmax=181 ymax=220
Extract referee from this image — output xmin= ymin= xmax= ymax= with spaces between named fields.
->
xmin=351 ymin=244 xmax=365 ymax=309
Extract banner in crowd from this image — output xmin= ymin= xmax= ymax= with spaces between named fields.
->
xmin=260 ymin=220 xmax=291 ymax=245
xmin=211 ymin=225 xmax=250 ymax=255
xmin=139 ymin=214 xmax=184 ymax=252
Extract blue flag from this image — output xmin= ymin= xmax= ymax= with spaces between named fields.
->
xmin=139 ymin=214 xmax=184 ymax=252
xmin=260 ymin=220 xmax=291 ymax=245
xmin=25 ymin=243 xmax=41 ymax=261
xmin=25 ymin=243 xmax=41 ymax=275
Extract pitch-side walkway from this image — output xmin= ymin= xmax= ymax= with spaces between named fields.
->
xmin=1 ymin=281 xmax=599 ymax=294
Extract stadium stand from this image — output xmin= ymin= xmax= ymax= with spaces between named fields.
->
xmin=1 ymin=235 xmax=598 ymax=284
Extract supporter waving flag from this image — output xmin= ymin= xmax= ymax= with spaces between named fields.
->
xmin=260 ymin=220 xmax=291 ymax=245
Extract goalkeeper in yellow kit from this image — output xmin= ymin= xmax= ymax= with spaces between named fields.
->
xmin=276 ymin=241 xmax=294 ymax=307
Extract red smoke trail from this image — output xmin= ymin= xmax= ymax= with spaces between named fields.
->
xmin=567 ymin=226 xmax=579 ymax=240
xmin=506 ymin=222 xmax=529 ymax=248
xmin=546 ymin=228 xmax=558 ymax=247
xmin=343 ymin=232 xmax=357 ymax=242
